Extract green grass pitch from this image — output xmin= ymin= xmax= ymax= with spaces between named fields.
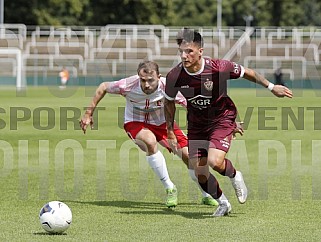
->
xmin=1 ymin=86 xmax=321 ymax=241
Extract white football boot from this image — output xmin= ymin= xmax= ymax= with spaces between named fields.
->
xmin=230 ymin=171 xmax=248 ymax=204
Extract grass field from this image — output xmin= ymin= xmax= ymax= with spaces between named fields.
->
xmin=1 ymin=86 xmax=321 ymax=241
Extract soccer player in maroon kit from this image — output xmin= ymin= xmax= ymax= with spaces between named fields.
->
xmin=164 ymin=28 xmax=293 ymax=216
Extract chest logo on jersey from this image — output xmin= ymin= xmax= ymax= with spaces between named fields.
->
xmin=204 ymin=78 xmax=213 ymax=91
xmin=188 ymin=95 xmax=212 ymax=110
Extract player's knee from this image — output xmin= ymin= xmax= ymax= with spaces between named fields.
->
xmin=139 ymin=142 xmax=157 ymax=154
xmin=144 ymin=138 xmax=157 ymax=150
xmin=136 ymin=135 xmax=157 ymax=150
xmin=146 ymin=141 xmax=159 ymax=155
xmin=208 ymin=156 xmax=224 ymax=170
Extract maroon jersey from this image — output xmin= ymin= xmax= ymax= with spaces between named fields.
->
xmin=165 ymin=57 xmax=244 ymax=129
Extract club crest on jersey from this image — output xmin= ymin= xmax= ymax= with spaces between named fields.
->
xmin=204 ymin=78 xmax=213 ymax=91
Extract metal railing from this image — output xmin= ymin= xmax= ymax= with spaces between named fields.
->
xmin=1 ymin=24 xmax=321 ymax=87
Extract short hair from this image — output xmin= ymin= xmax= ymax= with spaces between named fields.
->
xmin=176 ymin=28 xmax=204 ymax=48
xmin=137 ymin=61 xmax=160 ymax=75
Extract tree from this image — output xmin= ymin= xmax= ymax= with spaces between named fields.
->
xmin=4 ymin=0 xmax=321 ymax=27
xmin=5 ymin=0 xmax=38 ymax=25
xmin=172 ymin=0 xmax=217 ymax=26
xmin=297 ymin=0 xmax=321 ymax=26
xmin=5 ymin=0 xmax=90 ymax=26
xmin=270 ymin=0 xmax=283 ymax=26
xmin=33 ymin=0 xmax=90 ymax=26
xmin=87 ymin=0 xmax=175 ymax=26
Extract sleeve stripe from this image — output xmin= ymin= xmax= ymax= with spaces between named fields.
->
xmin=240 ymin=65 xmax=245 ymax=78
xmin=164 ymin=92 xmax=175 ymax=101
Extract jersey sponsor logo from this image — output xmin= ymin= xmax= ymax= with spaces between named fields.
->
xmin=204 ymin=78 xmax=213 ymax=91
xmin=188 ymin=95 xmax=212 ymax=110
xmin=180 ymin=85 xmax=190 ymax=88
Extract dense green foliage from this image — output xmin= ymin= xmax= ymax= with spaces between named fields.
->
xmin=4 ymin=0 xmax=321 ymax=26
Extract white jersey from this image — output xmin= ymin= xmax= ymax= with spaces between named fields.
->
xmin=106 ymin=75 xmax=186 ymax=126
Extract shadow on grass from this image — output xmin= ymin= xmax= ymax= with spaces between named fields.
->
xmin=33 ymin=232 xmax=68 ymax=236
xmin=71 ymin=200 xmax=236 ymax=219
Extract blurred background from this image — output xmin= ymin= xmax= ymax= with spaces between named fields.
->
xmin=1 ymin=0 xmax=321 ymax=89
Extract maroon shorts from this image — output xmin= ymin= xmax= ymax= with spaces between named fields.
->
xmin=124 ymin=121 xmax=188 ymax=152
xmin=187 ymin=117 xmax=236 ymax=158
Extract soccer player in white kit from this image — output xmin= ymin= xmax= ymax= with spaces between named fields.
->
xmin=80 ymin=61 xmax=218 ymax=207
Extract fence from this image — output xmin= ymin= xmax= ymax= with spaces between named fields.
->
xmin=1 ymin=24 xmax=321 ymax=88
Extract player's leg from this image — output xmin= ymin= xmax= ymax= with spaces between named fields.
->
xmin=207 ymin=119 xmax=248 ymax=204
xmin=124 ymin=122 xmax=177 ymax=207
xmin=59 ymin=77 xmax=68 ymax=89
xmin=136 ymin=128 xmax=175 ymax=189
xmin=61 ymin=77 xmax=67 ymax=86
xmin=190 ymin=156 xmax=231 ymax=216
xmin=135 ymin=129 xmax=177 ymax=207
xmin=176 ymin=146 xmax=218 ymax=206
xmin=207 ymin=148 xmax=247 ymax=204
xmin=157 ymin=122 xmax=217 ymax=206
xmin=207 ymin=148 xmax=235 ymax=177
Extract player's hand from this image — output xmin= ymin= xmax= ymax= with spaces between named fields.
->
xmin=233 ymin=121 xmax=244 ymax=139
xmin=271 ymin=85 xmax=293 ymax=98
xmin=79 ymin=114 xmax=94 ymax=134
xmin=167 ymin=130 xmax=178 ymax=153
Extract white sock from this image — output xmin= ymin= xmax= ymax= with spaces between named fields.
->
xmin=188 ymin=169 xmax=212 ymax=198
xmin=216 ymin=193 xmax=229 ymax=205
xmin=146 ymin=151 xmax=174 ymax=189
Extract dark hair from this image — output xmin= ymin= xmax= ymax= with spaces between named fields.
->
xmin=137 ymin=61 xmax=159 ymax=75
xmin=176 ymin=28 xmax=204 ymax=48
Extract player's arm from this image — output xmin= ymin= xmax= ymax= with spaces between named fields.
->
xmin=164 ymin=98 xmax=179 ymax=152
xmin=243 ymin=68 xmax=293 ymax=98
xmin=80 ymin=82 xmax=109 ymax=134
xmin=164 ymin=98 xmax=176 ymax=132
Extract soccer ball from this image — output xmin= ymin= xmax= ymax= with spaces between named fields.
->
xmin=39 ymin=201 xmax=72 ymax=234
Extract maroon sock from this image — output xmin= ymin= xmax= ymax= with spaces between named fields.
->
xmin=198 ymin=173 xmax=222 ymax=199
xmin=219 ymin=158 xmax=236 ymax=178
